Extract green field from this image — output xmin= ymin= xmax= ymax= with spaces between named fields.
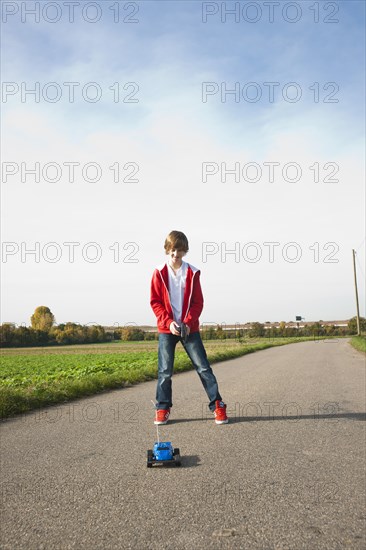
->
xmin=0 ymin=336 xmax=340 ymax=419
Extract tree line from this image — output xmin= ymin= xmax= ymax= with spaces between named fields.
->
xmin=0 ymin=306 xmax=364 ymax=348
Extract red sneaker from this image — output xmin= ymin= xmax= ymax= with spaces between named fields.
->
xmin=214 ymin=401 xmax=228 ymax=424
xmin=154 ymin=408 xmax=170 ymax=425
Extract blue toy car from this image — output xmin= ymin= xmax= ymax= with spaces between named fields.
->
xmin=147 ymin=441 xmax=181 ymax=467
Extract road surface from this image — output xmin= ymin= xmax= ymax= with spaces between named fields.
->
xmin=1 ymin=339 xmax=365 ymax=549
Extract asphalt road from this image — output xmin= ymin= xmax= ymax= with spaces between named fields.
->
xmin=1 ymin=339 xmax=365 ymax=550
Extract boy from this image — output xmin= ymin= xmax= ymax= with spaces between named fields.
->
xmin=150 ymin=230 xmax=228 ymax=425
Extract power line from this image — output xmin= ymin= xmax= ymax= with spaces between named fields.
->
xmin=355 ymin=237 xmax=365 ymax=253
xmin=355 ymin=255 xmax=365 ymax=283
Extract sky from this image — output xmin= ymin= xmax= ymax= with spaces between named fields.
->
xmin=1 ymin=0 xmax=365 ymax=328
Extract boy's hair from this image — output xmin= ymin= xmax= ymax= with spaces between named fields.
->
xmin=164 ymin=231 xmax=189 ymax=254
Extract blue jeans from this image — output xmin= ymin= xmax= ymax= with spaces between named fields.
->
xmin=156 ymin=331 xmax=222 ymax=411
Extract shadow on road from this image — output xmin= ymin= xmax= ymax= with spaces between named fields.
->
xmin=229 ymin=412 xmax=366 ymax=423
xmin=170 ymin=412 xmax=366 ymax=424
xmin=180 ymin=454 xmax=201 ymax=467
xmin=147 ymin=455 xmax=201 ymax=468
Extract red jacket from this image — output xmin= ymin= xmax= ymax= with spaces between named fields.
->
xmin=150 ymin=262 xmax=203 ymax=334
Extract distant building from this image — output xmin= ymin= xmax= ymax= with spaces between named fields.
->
xmin=104 ymin=320 xmax=350 ymax=333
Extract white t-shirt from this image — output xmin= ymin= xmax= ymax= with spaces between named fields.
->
xmin=167 ymin=260 xmax=187 ymax=325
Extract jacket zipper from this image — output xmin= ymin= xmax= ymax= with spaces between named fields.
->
xmin=159 ymin=265 xmax=196 ymax=322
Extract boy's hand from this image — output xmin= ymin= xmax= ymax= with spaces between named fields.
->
xmin=170 ymin=321 xmax=181 ymax=336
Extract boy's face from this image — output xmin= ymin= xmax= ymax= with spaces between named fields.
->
xmin=168 ymin=248 xmax=186 ymax=266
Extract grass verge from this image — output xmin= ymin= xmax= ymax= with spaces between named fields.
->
xmin=0 ymin=336 xmax=333 ymax=419
xmin=349 ymin=335 xmax=366 ymax=354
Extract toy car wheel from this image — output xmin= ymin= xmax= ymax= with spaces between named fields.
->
xmin=173 ymin=448 xmax=180 ymax=456
xmin=147 ymin=449 xmax=153 ymax=468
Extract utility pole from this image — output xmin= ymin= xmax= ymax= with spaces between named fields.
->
xmin=352 ymin=249 xmax=361 ymax=336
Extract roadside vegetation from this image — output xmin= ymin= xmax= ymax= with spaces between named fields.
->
xmin=350 ymin=335 xmax=366 ymax=354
